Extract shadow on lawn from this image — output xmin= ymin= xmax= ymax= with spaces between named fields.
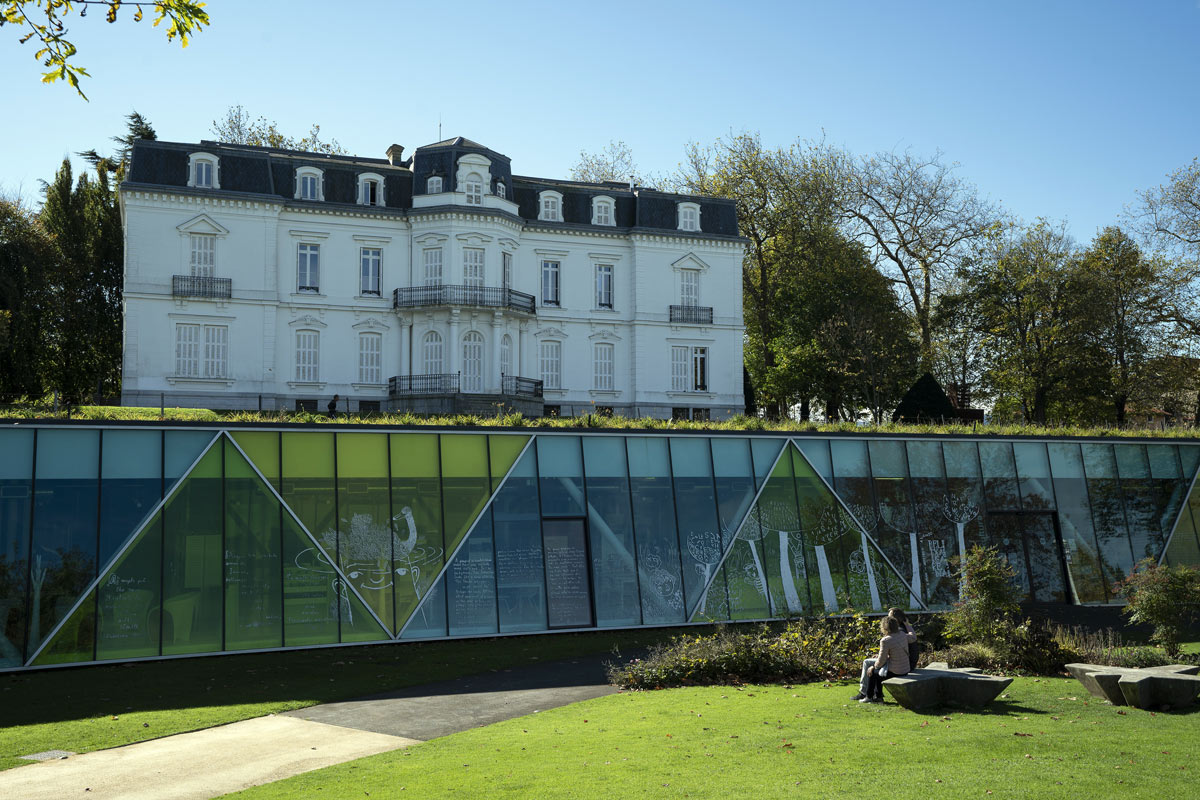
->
xmin=0 ymin=630 xmax=668 ymax=728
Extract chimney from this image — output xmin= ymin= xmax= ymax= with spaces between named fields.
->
xmin=386 ymin=144 xmax=404 ymax=165
xmin=629 ymin=173 xmax=635 ymax=191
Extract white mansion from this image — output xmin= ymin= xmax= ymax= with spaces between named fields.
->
xmin=119 ymin=136 xmax=746 ymax=417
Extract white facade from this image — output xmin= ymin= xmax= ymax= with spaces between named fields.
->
xmin=120 ymin=138 xmax=746 ymax=418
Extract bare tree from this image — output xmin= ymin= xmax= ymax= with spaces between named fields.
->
xmin=570 ymin=140 xmax=642 ymax=184
xmin=838 ymin=150 xmax=996 ymax=368
xmin=1131 ymin=158 xmax=1200 ymax=337
xmin=210 ymin=105 xmax=346 ymax=155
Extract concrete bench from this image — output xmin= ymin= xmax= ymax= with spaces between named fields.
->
xmin=881 ymin=662 xmax=1013 ymax=710
xmin=1064 ymin=663 xmax=1200 ymax=711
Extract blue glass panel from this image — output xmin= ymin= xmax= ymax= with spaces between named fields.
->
xmin=31 ymin=429 xmax=100 ymax=660
xmin=0 ymin=429 xmax=33 ymax=667
xmin=669 ymin=438 xmax=722 ymax=617
xmin=750 ymin=438 xmax=785 ymax=487
xmin=626 ymin=437 xmax=684 ymax=624
xmin=1114 ymin=445 xmax=1166 ymax=563
xmin=582 ymin=437 xmax=639 ymax=628
xmin=904 ymin=440 xmax=956 ymax=608
xmin=867 ymin=440 xmax=922 ymax=607
xmin=492 ymin=451 xmax=547 ymax=632
xmin=941 ymin=441 xmax=986 ymax=593
xmin=712 ymin=438 xmax=758 ymax=548
xmin=1179 ymin=446 xmax=1200 ymax=481
xmin=830 ymin=439 xmax=903 ymax=609
xmin=1081 ymin=443 xmax=1133 ymax=592
xmin=795 ymin=439 xmax=832 ymax=482
xmin=543 ymin=518 xmax=594 ymax=628
xmin=99 ymin=430 xmax=162 ymax=566
xmin=164 ymin=431 xmax=217 ymax=480
xmin=401 ymin=573 xmax=447 ymax=639
xmin=447 ymin=509 xmax=498 ymax=635
xmin=537 ymin=436 xmax=585 ymax=517
xmin=1047 ymin=443 xmax=1108 ymax=603
xmin=1013 ymin=442 xmax=1055 ymax=510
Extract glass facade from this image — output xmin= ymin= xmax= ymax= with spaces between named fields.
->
xmin=4 ymin=426 xmax=1199 ymax=671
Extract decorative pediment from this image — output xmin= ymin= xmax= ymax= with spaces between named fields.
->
xmin=456 ymin=231 xmax=494 ymax=245
xmin=671 ymin=252 xmax=712 ymax=272
xmin=352 ymin=316 xmax=390 ymax=331
xmin=288 ymin=314 xmax=327 ymax=329
xmin=588 ymin=328 xmax=622 ymax=342
xmin=499 ymin=237 xmax=520 ymax=251
xmin=414 ymin=232 xmax=449 ymax=245
xmin=176 ymin=213 xmax=229 ymax=237
xmin=534 ymin=326 xmax=569 ymax=339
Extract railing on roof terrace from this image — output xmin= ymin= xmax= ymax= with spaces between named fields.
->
xmin=389 ymin=373 xmax=460 ymax=396
xmin=172 ymin=275 xmax=232 ymax=300
xmin=393 ymin=285 xmax=537 ymax=314
xmin=669 ymin=304 xmax=714 ymax=324
xmin=502 ymin=375 xmax=544 ymax=399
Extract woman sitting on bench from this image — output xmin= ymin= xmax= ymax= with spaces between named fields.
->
xmin=855 ymin=615 xmax=914 ymax=703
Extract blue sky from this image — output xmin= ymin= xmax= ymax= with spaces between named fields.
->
xmin=2 ymin=0 xmax=1198 ymax=243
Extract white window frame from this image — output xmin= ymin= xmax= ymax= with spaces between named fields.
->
xmin=463 ymin=247 xmax=485 ymax=287
xmin=358 ymin=332 xmax=382 ymax=384
xmin=595 ymin=264 xmax=614 ymax=309
xmin=540 ymin=340 xmax=562 ymax=390
xmin=190 ymin=234 xmax=215 ymax=278
xmin=463 ymin=172 xmax=483 ymax=205
xmin=295 ymin=166 xmax=324 ymax=201
xmin=360 ymin=247 xmax=382 ymax=296
xmin=680 ymin=268 xmax=700 ymax=307
xmin=357 ymin=172 xmax=385 ymax=207
xmin=295 ymin=329 xmax=320 ymax=383
xmin=593 ymin=342 xmax=614 ymax=391
xmin=297 ymin=243 xmax=320 ymax=293
xmin=423 ymin=247 xmax=443 ymax=287
xmin=175 ymin=323 xmax=201 ymax=377
xmin=592 ymin=195 xmax=614 ymax=226
xmin=692 ymin=346 xmax=708 ymax=391
xmin=427 ymin=175 xmax=443 ymax=194
xmin=422 ymin=330 xmax=443 ymax=374
xmin=677 ymin=202 xmax=701 ymax=232
xmin=541 ymin=260 xmax=561 ymax=306
xmin=501 ymin=334 xmax=513 ymax=378
xmin=462 ymin=331 xmax=484 ymax=392
xmin=495 ymin=181 xmax=506 ymax=200
xmin=203 ymin=325 xmax=228 ymax=379
xmin=188 ymin=152 xmax=219 ymax=189
xmin=538 ymin=190 xmax=563 ymax=222
xmin=671 ymin=346 xmax=689 ymax=392
xmin=502 ymin=251 xmax=513 ymax=290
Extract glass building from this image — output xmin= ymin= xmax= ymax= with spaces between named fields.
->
xmin=2 ymin=424 xmax=1198 ymax=671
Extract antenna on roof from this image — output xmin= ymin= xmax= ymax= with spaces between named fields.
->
xmin=438 ymin=113 xmax=442 ymax=142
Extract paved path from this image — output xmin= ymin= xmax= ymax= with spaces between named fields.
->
xmin=0 ymin=652 xmax=618 ymax=799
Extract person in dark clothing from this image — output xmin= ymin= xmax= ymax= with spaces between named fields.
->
xmin=327 ymin=394 xmax=339 ymax=417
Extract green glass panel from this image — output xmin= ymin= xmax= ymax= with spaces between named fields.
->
xmin=1162 ymin=510 xmax=1200 ymax=567
xmin=390 ymin=433 xmax=445 ymax=635
xmin=754 ymin=447 xmax=800 ymax=615
xmin=224 ymin=440 xmax=283 ymax=651
xmin=282 ymin=432 xmax=336 ymax=559
xmin=231 ymin=431 xmax=280 ymax=492
xmin=162 ymin=444 xmax=223 ymax=655
xmin=165 ymin=431 xmax=219 ymax=480
xmin=335 ymin=433 xmax=393 ymax=633
xmin=440 ymin=435 xmax=491 ymax=557
xmin=340 ymin=582 xmax=390 ymax=643
xmin=32 ymin=589 xmax=95 ymax=666
xmin=97 ymin=512 xmax=162 ymax=661
xmin=282 ymin=512 xmax=338 ymax=647
xmin=489 ymin=435 xmax=529 ymax=492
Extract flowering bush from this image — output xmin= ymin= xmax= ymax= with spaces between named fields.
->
xmin=606 ymin=615 xmax=880 ymax=690
xmin=1113 ymin=559 xmax=1200 ymax=658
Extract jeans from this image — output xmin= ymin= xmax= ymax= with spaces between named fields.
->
xmin=859 ymin=659 xmax=906 ymax=698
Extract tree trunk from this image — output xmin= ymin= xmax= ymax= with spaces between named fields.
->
xmin=800 ymin=397 xmax=810 ymax=421
xmin=1114 ymin=393 xmax=1127 ymax=425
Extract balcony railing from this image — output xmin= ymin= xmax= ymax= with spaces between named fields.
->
xmin=669 ymin=304 xmax=714 ymax=324
xmin=173 ymin=275 xmax=232 ymax=300
xmin=393 ymin=285 xmax=537 ymax=314
xmin=502 ymin=375 xmax=544 ymax=399
xmin=389 ymin=374 xmax=460 ymax=396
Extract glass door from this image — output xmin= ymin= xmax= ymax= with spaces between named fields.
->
xmin=542 ymin=518 xmax=594 ymax=628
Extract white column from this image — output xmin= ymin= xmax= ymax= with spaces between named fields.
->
xmin=491 ymin=312 xmax=504 ymax=392
xmin=448 ymin=309 xmax=460 ymax=379
xmin=396 ymin=315 xmax=407 ymax=379
xmin=519 ymin=322 xmax=530 ymax=378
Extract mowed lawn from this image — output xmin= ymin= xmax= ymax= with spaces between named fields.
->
xmin=224 ymin=677 xmax=1198 ymax=800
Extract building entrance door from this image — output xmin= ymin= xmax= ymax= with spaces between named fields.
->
xmin=541 ymin=518 xmax=595 ymax=628
xmin=985 ymin=511 xmax=1071 ymax=603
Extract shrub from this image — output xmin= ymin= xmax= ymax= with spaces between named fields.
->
xmin=1000 ymin=619 xmax=1074 ymax=674
xmin=943 ymin=545 xmax=1021 ymax=645
xmin=606 ymin=616 xmax=880 ymax=690
xmin=1113 ymin=559 xmax=1200 ymax=658
xmin=938 ymin=642 xmax=1005 ymax=671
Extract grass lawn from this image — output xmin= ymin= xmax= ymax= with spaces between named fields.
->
xmin=223 ymin=676 xmax=1199 ymax=800
xmin=0 ymin=628 xmax=675 ymax=772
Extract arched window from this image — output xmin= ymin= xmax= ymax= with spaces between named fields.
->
xmin=358 ymin=172 xmax=385 ymax=206
xmin=295 ymin=166 xmax=324 ymax=201
xmin=188 ymin=152 xmax=219 ymax=189
xmin=677 ymin=201 xmax=701 ymax=232
xmin=463 ymin=172 xmax=483 ymax=205
xmin=592 ymin=195 xmax=614 ymax=226
xmin=427 ymin=176 xmax=443 ymax=194
xmin=501 ymin=334 xmax=513 ymax=378
xmin=495 ymin=181 xmax=506 ymax=200
xmin=422 ymin=331 xmax=443 ymax=375
xmin=462 ymin=331 xmax=484 ymax=392
xmin=538 ymin=190 xmax=563 ymax=222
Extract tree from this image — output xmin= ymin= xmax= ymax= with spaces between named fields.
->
xmin=838 ymin=150 xmax=996 ymax=369
xmin=2 ymin=1 xmax=210 ymax=98
xmin=944 ymin=544 xmax=1021 ymax=645
xmin=570 ymin=140 xmax=644 ymax=185
xmin=1116 ymin=559 xmax=1200 ymax=658
xmin=79 ymin=109 xmax=156 ymax=179
xmin=0 ymin=198 xmax=55 ymax=398
xmin=210 ymin=105 xmax=346 ymax=155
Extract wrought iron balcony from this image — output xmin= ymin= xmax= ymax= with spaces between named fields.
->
xmin=502 ymin=375 xmax=544 ymax=399
xmin=173 ymin=275 xmax=232 ymax=300
xmin=389 ymin=373 xmax=460 ymax=396
xmin=393 ymin=285 xmax=537 ymax=314
xmin=669 ymin=304 xmax=714 ymax=324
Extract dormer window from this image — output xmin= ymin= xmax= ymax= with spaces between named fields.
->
xmin=427 ymin=176 xmax=443 ymax=194
xmin=464 ymin=172 xmax=483 ymax=205
xmin=678 ymin=202 xmax=701 ymax=232
xmin=539 ymin=190 xmax=563 ymax=222
xmin=188 ymin=152 xmax=219 ymax=189
xmin=592 ymin=196 xmax=614 ymax=226
xmin=495 ymin=181 xmax=506 ymax=200
xmin=295 ymin=166 xmax=324 ymax=201
xmin=358 ymin=173 xmax=385 ymax=207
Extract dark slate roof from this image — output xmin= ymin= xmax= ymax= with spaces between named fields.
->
xmin=123 ymin=139 xmax=742 ymax=238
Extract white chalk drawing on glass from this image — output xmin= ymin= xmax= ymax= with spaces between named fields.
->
xmin=941 ymin=490 xmax=979 ymax=599
xmin=800 ymin=505 xmax=852 ymax=613
xmin=687 ymin=530 xmax=722 ymax=612
xmin=295 ymin=506 xmax=443 ymax=624
xmin=733 ymin=509 xmax=774 ymax=615
xmin=878 ymin=500 xmax=925 ymax=608
xmin=640 ymin=552 xmax=684 ymax=611
xmin=845 ymin=503 xmax=884 ymax=611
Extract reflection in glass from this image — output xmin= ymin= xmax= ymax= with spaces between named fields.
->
xmin=831 ymin=439 xmax=902 ymax=609
xmin=868 ymin=440 xmax=921 ymax=607
xmin=581 ymin=437 xmax=639 ymax=627
xmin=97 ymin=512 xmax=162 ymax=660
xmin=99 ymin=430 xmax=162 ymax=566
xmin=492 ymin=451 xmax=547 ymax=632
xmin=627 ymin=437 xmax=684 ymax=624
xmin=162 ymin=443 xmax=222 ymax=655
xmin=224 ymin=440 xmax=283 ymax=650
xmin=390 ymin=434 xmax=444 ymax=635
xmin=537 ymin=436 xmax=585 ymax=517
xmin=1115 ymin=445 xmax=1167 ymax=564
xmin=1047 ymin=443 xmax=1107 ymax=603
xmin=447 ymin=508 xmax=498 ymax=635
xmin=1081 ymin=443 xmax=1135 ymax=592
xmin=670 ymin=438 xmax=723 ymax=616
xmin=0 ymin=429 xmax=33 ymax=666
